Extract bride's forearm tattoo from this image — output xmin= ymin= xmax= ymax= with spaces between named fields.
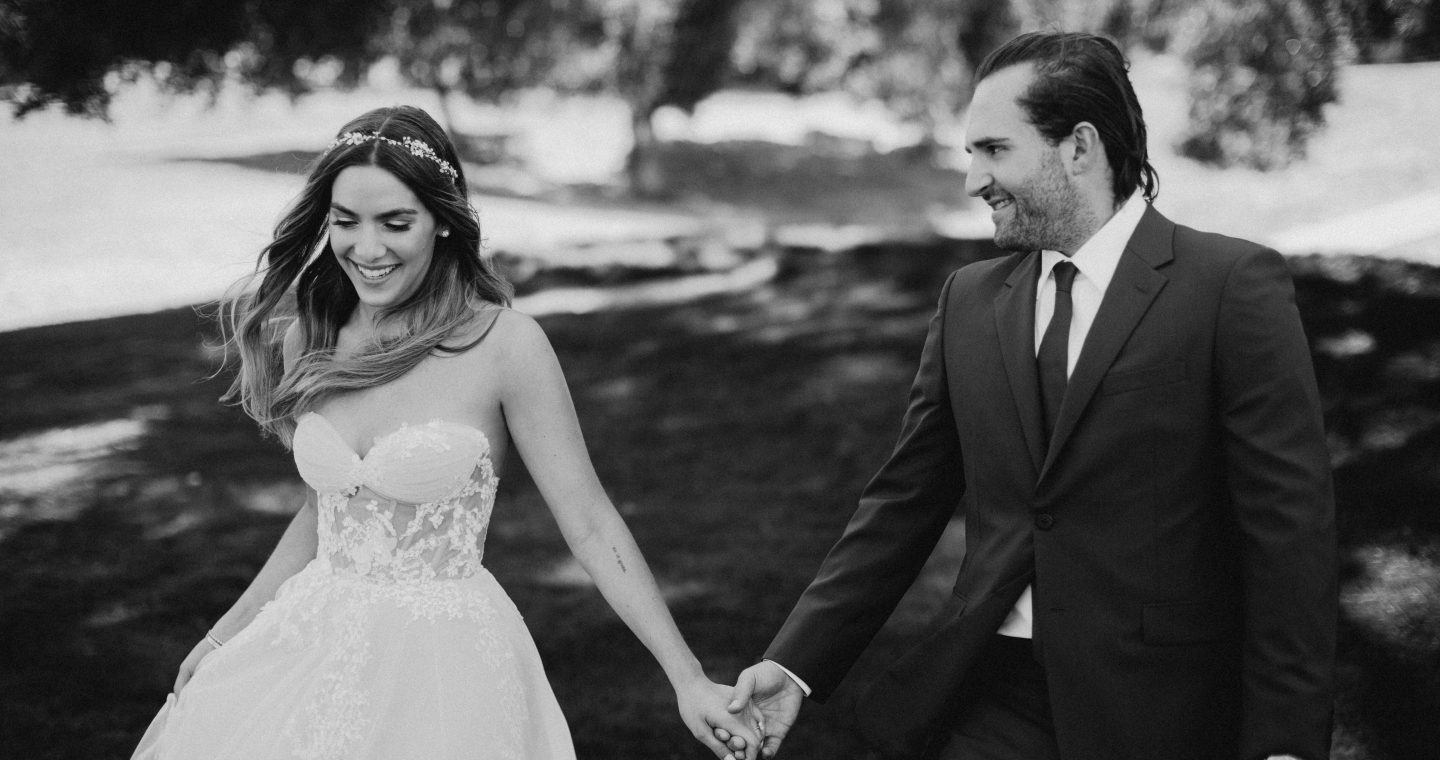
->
xmin=612 ymin=546 xmax=628 ymax=573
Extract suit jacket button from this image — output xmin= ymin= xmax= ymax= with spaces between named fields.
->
xmin=1035 ymin=512 xmax=1055 ymax=530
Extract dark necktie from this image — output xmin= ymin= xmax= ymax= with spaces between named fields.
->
xmin=1038 ymin=261 xmax=1077 ymax=444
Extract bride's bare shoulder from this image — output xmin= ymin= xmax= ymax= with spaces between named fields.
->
xmin=447 ymin=304 xmax=548 ymax=357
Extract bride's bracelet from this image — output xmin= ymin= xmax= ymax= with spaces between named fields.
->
xmin=205 ymin=630 xmax=227 ymax=648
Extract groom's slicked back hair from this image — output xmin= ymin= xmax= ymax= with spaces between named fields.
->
xmin=976 ymin=31 xmax=1159 ymax=204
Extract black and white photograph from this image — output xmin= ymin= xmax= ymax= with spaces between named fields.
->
xmin=2 ymin=1 xmax=1438 ymax=758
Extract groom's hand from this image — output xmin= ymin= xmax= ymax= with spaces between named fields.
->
xmin=725 ymin=661 xmax=805 ymax=759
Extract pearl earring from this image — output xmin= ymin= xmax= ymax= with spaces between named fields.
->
xmin=438 ymin=228 xmax=450 ymax=238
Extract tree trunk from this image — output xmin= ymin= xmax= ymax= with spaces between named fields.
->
xmin=433 ymin=84 xmax=465 ymax=159
xmin=625 ymin=105 xmax=666 ymax=198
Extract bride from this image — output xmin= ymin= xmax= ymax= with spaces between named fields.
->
xmin=132 ymin=105 xmax=759 ymax=760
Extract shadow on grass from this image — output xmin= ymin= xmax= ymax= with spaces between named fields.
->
xmin=1 ymin=245 xmax=1438 ymax=759
xmin=1290 ymin=255 xmax=1440 ymax=760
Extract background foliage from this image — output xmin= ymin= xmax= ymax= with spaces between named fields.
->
xmin=4 ymin=0 xmax=1439 ymax=176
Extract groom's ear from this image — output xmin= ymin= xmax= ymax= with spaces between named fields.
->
xmin=1063 ymin=121 xmax=1104 ymax=175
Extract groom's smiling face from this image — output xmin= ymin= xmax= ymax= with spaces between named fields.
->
xmin=964 ymin=63 xmax=1087 ymax=254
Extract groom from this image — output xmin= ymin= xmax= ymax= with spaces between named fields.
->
xmin=725 ymin=31 xmax=1336 ymax=760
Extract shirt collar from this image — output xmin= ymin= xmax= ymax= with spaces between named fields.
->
xmin=1040 ymin=190 xmax=1146 ymax=294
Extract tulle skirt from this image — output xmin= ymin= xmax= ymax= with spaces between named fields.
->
xmin=132 ymin=561 xmax=576 ymax=760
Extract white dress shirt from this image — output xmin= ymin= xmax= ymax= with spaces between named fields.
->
xmin=996 ymin=190 xmax=1146 ymax=638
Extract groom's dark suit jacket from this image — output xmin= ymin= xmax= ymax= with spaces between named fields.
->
xmin=766 ymin=206 xmax=1336 ymax=760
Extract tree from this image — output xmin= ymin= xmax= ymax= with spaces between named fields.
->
xmin=1172 ymin=0 xmax=1352 ymax=169
xmin=730 ymin=0 xmax=880 ymax=95
xmin=1008 ymin=0 xmax=1358 ymax=170
xmin=730 ymin=0 xmax=1019 ymax=144
xmin=0 ymin=0 xmax=386 ymax=118
xmin=1 ymin=0 xmax=1378 ymax=178
xmin=1344 ymin=0 xmax=1440 ymax=61
xmin=1007 ymin=0 xmax=1132 ymax=39
xmin=1 ymin=0 xmax=743 ymax=195
xmin=853 ymin=0 xmax=983 ymax=138
xmin=571 ymin=0 xmax=743 ymax=195
xmin=373 ymin=0 xmax=602 ymax=143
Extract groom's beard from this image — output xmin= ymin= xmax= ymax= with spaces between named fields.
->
xmin=993 ymin=150 xmax=1091 ymax=254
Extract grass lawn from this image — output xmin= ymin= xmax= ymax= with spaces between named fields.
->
xmin=2 ymin=241 xmax=1439 ymax=759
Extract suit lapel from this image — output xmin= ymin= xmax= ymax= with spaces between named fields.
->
xmin=1040 ymin=206 xmax=1174 ymax=478
xmin=993 ymin=251 xmax=1046 ymax=476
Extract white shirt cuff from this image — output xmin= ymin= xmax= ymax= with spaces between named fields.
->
xmin=765 ymin=660 xmax=812 ymax=697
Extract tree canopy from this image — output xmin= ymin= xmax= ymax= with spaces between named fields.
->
xmin=0 ymin=0 xmax=386 ymax=117
xmin=4 ymin=0 xmax=1436 ymax=172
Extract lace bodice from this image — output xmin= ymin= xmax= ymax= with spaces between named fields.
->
xmin=293 ymin=412 xmax=499 ymax=583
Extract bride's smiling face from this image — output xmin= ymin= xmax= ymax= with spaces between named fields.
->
xmin=328 ymin=165 xmax=445 ymax=315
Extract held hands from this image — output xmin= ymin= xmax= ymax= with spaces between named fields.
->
xmin=722 ymin=661 xmax=805 ymax=759
xmin=676 ymin=675 xmax=763 ymax=760
xmin=171 ymin=636 xmax=219 ymax=695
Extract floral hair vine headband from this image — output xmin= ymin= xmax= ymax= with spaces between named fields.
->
xmin=326 ymin=131 xmax=460 ymax=182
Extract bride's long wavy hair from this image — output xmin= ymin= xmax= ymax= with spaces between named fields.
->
xmin=220 ymin=105 xmax=512 ymax=445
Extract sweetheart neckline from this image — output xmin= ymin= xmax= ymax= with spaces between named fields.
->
xmin=299 ymin=411 xmax=491 ymax=461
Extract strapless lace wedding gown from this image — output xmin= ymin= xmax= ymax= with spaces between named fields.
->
xmin=132 ymin=412 xmax=576 ymax=760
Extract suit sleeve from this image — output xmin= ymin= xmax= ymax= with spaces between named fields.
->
xmin=1215 ymin=247 xmax=1337 ymax=760
xmin=765 ymin=271 xmax=967 ymax=701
